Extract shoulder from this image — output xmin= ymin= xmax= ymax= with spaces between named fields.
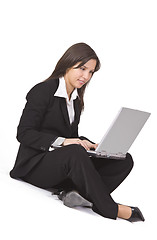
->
xmin=27 ymin=79 xmax=59 ymax=96
xmin=26 ymin=79 xmax=59 ymax=104
xmin=26 ymin=79 xmax=59 ymax=99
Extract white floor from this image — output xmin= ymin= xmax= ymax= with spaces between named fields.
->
xmin=1 ymin=156 xmax=156 ymax=240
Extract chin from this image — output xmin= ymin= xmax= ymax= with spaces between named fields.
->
xmin=76 ymin=83 xmax=85 ymax=89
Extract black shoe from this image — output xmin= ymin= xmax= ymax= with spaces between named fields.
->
xmin=58 ymin=190 xmax=93 ymax=208
xmin=127 ymin=207 xmax=145 ymax=223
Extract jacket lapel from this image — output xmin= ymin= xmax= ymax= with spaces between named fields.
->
xmin=60 ymin=98 xmax=71 ymax=129
xmin=73 ymin=97 xmax=81 ymax=124
xmin=60 ymin=97 xmax=81 ymax=130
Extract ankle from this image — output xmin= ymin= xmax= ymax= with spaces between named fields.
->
xmin=118 ymin=205 xmax=132 ymax=219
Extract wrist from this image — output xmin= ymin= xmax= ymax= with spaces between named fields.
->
xmin=51 ymin=137 xmax=65 ymax=147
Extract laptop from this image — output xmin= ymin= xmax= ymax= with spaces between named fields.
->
xmin=87 ymin=107 xmax=151 ymax=159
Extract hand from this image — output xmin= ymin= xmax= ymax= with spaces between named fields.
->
xmin=81 ymin=140 xmax=98 ymax=151
xmin=63 ymin=138 xmax=98 ymax=151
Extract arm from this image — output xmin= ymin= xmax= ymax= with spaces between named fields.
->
xmin=17 ymin=82 xmax=58 ymax=152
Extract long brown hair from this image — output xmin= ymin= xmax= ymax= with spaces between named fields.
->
xmin=46 ymin=42 xmax=100 ymax=111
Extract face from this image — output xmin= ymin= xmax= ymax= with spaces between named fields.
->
xmin=64 ymin=59 xmax=97 ymax=94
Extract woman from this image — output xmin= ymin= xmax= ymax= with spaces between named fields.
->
xmin=10 ymin=42 xmax=144 ymax=222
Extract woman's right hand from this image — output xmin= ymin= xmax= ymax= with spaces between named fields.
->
xmin=62 ymin=138 xmax=97 ymax=151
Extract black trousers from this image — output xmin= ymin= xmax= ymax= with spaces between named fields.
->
xmin=22 ymin=144 xmax=134 ymax=220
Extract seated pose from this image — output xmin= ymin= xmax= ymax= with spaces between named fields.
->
xmin=10 ymin=42 xmax=144 ymax=222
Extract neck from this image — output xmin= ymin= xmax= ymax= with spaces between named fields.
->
xmin=64 ymin=77 xmax=74 ymax=100
xmin=67 ymin=88 xmax=74 ymax=101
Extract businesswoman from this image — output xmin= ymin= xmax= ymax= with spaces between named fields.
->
xmin=10 ymin=42 xmax=144 ymax=222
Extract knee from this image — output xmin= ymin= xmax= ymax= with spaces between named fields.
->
xmin=126 ymin=153 xmax=134 ymax=170
xmin=67 ymin=144 xmax=87 ymax=156
xmin=66 ymin=144 xmax=91 ymax=166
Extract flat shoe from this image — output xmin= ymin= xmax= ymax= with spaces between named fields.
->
xmin=61 ymin=191 xmax=93 ymax=208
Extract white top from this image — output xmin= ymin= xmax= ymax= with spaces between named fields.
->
xmin=50 ymin=77 xmax=78 ymax=149
xmin=54 ymin=77 xmax=78 ymax=124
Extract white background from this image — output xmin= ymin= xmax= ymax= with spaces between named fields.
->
xmin=0 ymin=0 xmax=157 ymax=239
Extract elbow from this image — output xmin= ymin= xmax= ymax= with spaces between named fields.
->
xmin=16 ymin=131 xmax=23 ymax=143
xmin=16 ymin=126 xmax=27 ymax=144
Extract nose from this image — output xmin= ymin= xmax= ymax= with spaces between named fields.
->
xmin=83 ymin=70 xmax=91 ymax=81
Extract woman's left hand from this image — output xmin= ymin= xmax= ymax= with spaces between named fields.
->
xmin=82 ymin=140 xmax=98 ymax=151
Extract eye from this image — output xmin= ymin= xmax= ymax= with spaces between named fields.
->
xmin=80 ymin=66 xmax=85 ymax=71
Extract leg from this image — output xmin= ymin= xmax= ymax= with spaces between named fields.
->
xmin=22 ymin=144 xmax=118 ymax=220
xmin=64 ymin=145 xmax=118 ymax=219
xmin=118 ymin=204 xmax=132 ymax=219
xmin=91 ymin=154 xmax=144 ymax=222
xmin=91 ymin=153 xmax=134 ymax=193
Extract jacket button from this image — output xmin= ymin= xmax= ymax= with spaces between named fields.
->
xmin=40 ymin=146 xmax=46 ymax=151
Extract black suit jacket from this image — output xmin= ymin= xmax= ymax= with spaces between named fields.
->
xmin=10 ymin=78 xmax=87 ymax=178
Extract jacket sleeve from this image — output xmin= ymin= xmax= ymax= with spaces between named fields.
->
xmin=79 ymin=136 xmax=95 ymax=144
xmin=17 ymin=82 xmax=57 ymax=152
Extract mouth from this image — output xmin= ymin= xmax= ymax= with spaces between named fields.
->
xmin=78 ymin=79 xmax=85 ymax=85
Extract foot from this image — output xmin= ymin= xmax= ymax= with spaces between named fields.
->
xmin=127 ymin=207 xmax=145 ymax=223
xmin=58 ymin=190 xmax=93 ymax=208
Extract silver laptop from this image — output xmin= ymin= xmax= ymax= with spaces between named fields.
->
xmin=87 ymin=107 xmax=151 ymax=159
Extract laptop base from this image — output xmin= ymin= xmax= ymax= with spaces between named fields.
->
xmin=87 ymin=150 xmax=126 ymax=160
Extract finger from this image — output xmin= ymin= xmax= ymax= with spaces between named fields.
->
xmin=82 ymin=140 xmax=93 ymax=149
xmin=90 ymin=143 xmax=98 ymax=149
xmin=94 ymin=144 xmax=98 ymax=149
xmin=79 ymin=141 xmax=89 ymax=150
xmin=84 ymin=143 xmax=90 ymax=150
